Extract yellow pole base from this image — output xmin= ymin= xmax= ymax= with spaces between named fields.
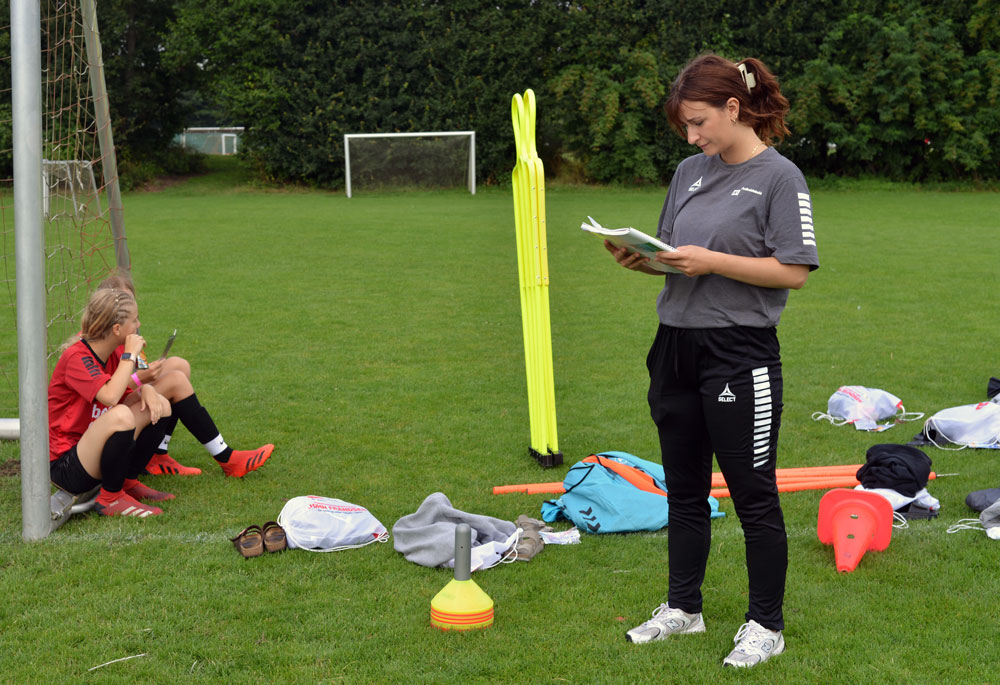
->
xmin=430 ymin=578 xmax=494 ymax=631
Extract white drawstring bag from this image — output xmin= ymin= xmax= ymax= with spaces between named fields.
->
xmin=923 ymin=401 xmax=1000 ymax=450
xmin=277 ymin=495 xmax=389 ymax=552
xmin=812 ymin=385 xmax=923 ymax=432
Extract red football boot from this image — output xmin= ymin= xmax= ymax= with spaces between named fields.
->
xmin=93 ymin=490 xmax=163 ymax=517
xmin=219 ymin=444 xmax=275 ymax=478
xmin=124 ymin=479 xmax=176 ymax=502
xmin=144 ymin=453 xmax=202 ymax=476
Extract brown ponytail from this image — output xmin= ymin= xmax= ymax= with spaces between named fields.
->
xmin=665 ymin=54 xmax=791 ymax=145
xmin=96 ymin=268 xmax=137 ymax=298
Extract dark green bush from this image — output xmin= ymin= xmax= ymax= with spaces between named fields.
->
xmin=784 ymin=8 xmax=1000 ymax=181
xmin=4 ymin=0 xmax=998 ymax=185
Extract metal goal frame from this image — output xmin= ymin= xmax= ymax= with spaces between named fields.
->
xmin=343 ymin=131 xmax=475 ymax=198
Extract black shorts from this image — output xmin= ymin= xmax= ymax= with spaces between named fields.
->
xmin=50 ymin=446 xmax=101 ymax=495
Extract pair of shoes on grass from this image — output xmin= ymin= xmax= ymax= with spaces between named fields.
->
xmin=231 ymin=521 xmax=286 ymax=558
xmin=143 ymin=444 xmax=275 ymax=478
xmin=514 ymin=514 xmax=552 ymax=561
xmin=626 ymin=603 xmax=784 ymax=668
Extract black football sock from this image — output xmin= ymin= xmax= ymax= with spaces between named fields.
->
xmin=171 ymin=394 xmax=233 ymax=463
xmin=127 ymin=422 xmax=169 ymax=479
xmin=154 ymin=415 xmax=179 ymax=455
xmin=99 ymin=429 xmax=136 ymax=493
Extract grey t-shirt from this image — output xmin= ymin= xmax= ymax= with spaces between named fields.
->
xmin=655 ymin=147 xmax=820 ymax=328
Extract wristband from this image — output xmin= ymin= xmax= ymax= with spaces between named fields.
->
xmin=131 ymin=373 xmax=142 ymax=388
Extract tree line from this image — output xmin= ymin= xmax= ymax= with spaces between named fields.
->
xmin=3 ymin=0 xmax=999 ymax=186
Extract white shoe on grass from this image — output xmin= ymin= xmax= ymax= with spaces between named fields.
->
xmin=625 ymin=603 xmax=705 ymax=643
xmin=722 ymin=619 xmax=784 ymax=668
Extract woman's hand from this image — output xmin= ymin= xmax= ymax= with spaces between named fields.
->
xmin=655 ymin=245 xmax=716 ymax=277
xmin=604 ymin=240 xmax=662 ymax=275
xmin=657 ymin=247 xmax=810 ymax=289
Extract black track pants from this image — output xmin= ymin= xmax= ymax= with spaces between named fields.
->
xmin=647 ymin=324 xmax=788 ymax=631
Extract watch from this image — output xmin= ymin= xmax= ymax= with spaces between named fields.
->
xmin=121 ymin=352 xmax=135 ymax=365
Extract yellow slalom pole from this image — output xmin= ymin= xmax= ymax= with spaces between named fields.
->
xmin=510 ymin=88 xmax=561 ymax=467
xmin=516 ymin=93 xmax=544 ymax=458
xmin=511 ymin=95 xmax=543 ymax=453
xmin=524 ymin=90 xmax=559 ymax=457
xmin=524 ymin=146 xmax=545 ymax=451
xmin=532 ymin=154 xmax=558 ymax=454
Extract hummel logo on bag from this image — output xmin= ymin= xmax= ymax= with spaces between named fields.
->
xmin=718 ymin=384 xmax=736 ymax=403
xmin=688 ymin=176 xmax=702 ymax=192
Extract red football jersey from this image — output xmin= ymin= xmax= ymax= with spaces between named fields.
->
xmin=47 ymin=340 xmax=124 ymax=460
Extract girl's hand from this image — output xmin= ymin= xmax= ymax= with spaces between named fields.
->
xmin=139 ymin=386 xmax=169 ymax=424
xmin=137 ymin=359 xmax=164 ymax=384
xmin=124 ymin=333 xmax=146 ymax=357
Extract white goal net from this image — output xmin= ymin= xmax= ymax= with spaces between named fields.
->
xmin=344 ymin=131 xmax=475 ymax=197
xmin=1 ymin=0 xmax=123 ymax=421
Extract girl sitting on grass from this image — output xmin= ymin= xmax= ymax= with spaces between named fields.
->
xmin=49 ymin=288 xmax=174 ymax=516
xmin=96 ymin=271 xmax=273 ymax=478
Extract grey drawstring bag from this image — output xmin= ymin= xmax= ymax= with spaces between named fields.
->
xmin=947 ymin=498 xmax=1000 ymax=540
xmin=966 ymin=487 xmax=1000 ymax=512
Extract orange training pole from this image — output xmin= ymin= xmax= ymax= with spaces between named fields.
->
xmin=493 ymin=469 xmax=935 ymax=496
xmin=492 ymin=482 xmax=564 ymax=495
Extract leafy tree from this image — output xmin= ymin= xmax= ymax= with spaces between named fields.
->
xmin=7 ymin=0 xmax=988 ymax=185
xmin=95 ymin=0 xmax=204 ymax=183
xmin=550 ymin=48 xmax=666 ymax=183
xmin=168 ymin=0 xmax=564 ymax=186
xmin=787 ymin=6 xmax=998 ymax=180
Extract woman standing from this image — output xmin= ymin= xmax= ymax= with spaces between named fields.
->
xmin=611 ymin=54 xmax=819 ymax=668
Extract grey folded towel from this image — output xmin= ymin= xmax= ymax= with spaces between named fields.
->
xmin=392 ymin=492 xmax=516 ymax=568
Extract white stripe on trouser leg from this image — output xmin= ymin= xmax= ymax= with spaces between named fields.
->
xmin=752 ymin=367 xmax=772 ymax=469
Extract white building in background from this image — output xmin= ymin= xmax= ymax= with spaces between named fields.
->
xmin=174 ymin=127 xmax=244 ymax=155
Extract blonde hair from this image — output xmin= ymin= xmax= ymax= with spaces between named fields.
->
xmin=80 ymin=288 xmax=136 ymax=342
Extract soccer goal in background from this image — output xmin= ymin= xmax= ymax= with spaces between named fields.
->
xmin=343 ymin=131 xmax=475 ymax=198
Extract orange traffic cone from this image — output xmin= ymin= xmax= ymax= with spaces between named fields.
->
xmin=817 ymin=489 xmax=894 ymax=573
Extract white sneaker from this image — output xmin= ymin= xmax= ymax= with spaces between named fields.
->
xmin=722 ymin=620 xmax=785 ymax=668
xmin=626 ymin=603 xmax=705 ymax=643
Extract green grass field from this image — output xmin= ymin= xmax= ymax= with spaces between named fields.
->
xmin=1 ymin=158 xmax=999 ymax=682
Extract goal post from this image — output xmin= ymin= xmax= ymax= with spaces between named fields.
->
xmin=11 ymin=0 xmax=50 ymax=540
xmin=3 ymin=0 xmax=129 ymax=539
xmin=80 ymin=0 xmax=128 ymax=273
xmin=343 ymin=131 xmax=475 ymax=198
